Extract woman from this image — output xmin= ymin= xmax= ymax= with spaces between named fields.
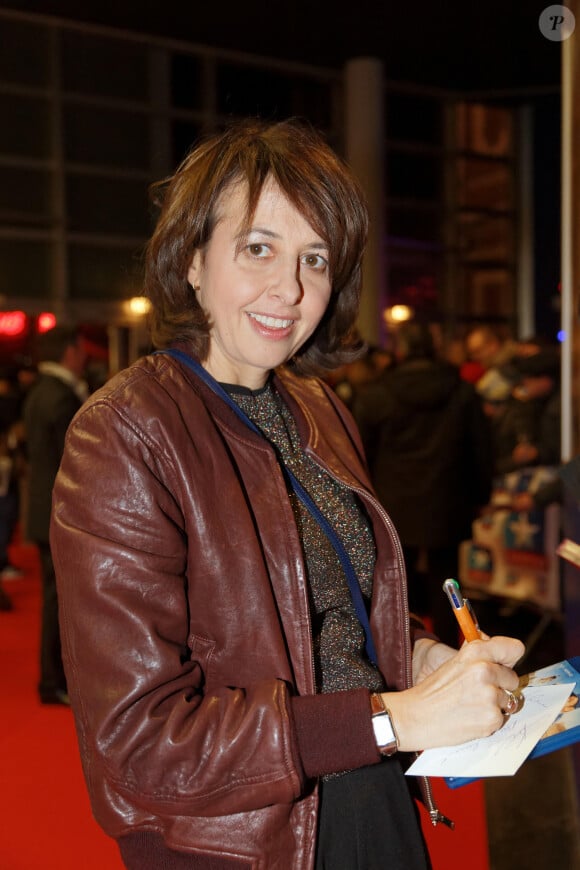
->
xmin=51 ymin=119 xmax=523 ymax=870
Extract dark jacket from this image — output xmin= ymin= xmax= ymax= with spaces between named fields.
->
xmin=24 ymin=372 xmax=83 ymax=543
xmin=51 ymin=352 xmax=436 ymax=870
xmin=354 ymin=358 xmax=493 ymax=548
xmin=493 ymin=391 xmax=561 ymax=476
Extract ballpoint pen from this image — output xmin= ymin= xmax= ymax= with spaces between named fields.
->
xmin=442 ymin=578 xmax=482 ymax=642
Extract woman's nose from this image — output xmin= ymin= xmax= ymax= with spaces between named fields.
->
xmin=268 ymin=258 xmax=304 ymax=304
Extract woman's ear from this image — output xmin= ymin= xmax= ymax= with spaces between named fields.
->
xmin=187 ymin=250 xmax=202 ymax=290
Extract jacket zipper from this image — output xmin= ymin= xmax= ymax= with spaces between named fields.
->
xmin=366 ymin=494 xmax=454 ymax=827
xmin=307 ymin=455 xmax=454 ymax=829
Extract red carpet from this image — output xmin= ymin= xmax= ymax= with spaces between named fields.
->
xmin=0 ymin=540 xmax=489 ymax=869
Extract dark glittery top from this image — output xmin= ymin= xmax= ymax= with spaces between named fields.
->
xmin=226 ymin=379 xmax=384 ymax=696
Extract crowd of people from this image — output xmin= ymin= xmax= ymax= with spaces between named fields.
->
xmin=0 ymin=362 xmax=35 ymax=611
xmin=334 ymin=322 xmax=563 ymax=640
xmin=0 ymin=327 xmax=91 ymax=710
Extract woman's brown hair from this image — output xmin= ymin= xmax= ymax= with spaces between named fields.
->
xmin=145 ymin=118 xmax=369 ymax=375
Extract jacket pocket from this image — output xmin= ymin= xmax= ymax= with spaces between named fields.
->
xmin=188 ymin=632 xmax=216 ymax=682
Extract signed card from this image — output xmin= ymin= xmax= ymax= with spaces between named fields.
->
xmin=406 ymin=682 xmax=574 ymax=778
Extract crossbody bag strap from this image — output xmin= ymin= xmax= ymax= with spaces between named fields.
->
xmin=158 ymin=347 xmax=378 ymax=666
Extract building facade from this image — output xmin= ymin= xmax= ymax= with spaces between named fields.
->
xmin=0 ymin=8 xmax=556 ymax=368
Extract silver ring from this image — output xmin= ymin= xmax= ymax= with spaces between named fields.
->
xmin=502 ymin=689 xmax=519 ymax=716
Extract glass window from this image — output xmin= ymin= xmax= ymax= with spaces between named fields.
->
xmin=388 ymin=205 xmax=442 ymax=243
xmin=217 ymin=64 xmax=293 ymax=117
xmin=0 ymin=93 xmax=51 ymax=158
xmin=172 ymin=120 xmax=202 ymax=166
xmin=63 ymin=105 xmax=150 ymax=169
xmin=286 ymin=76 xmax=335 ymax=129
xmin=386 ymin=93 xmax=442 ymax=145
xmin=0 ymin=167 xmax=53 ymax=227
xmin=171 ymin=54 xmax=202 ymax=109
xmin=217 ymin=64 xmax=335 ymax=129
xmin=61 ymin=31 xmax=149 ymax=101
xmin=0 ymin=239 xmax=52 ymax=298
xmin=0 ymin=19 xmax=50 ymax=86
xmin=66 ymin=175 xmax=151 ymax=236
xmin=386 ymin=246 xmax=442 ymax=312
xmin=388 ymin=151 xmax=441 ymax=201
xmin=68 ymin=244 xmax=144 ymax=300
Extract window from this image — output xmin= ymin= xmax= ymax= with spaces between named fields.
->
xmin=216 ymin=64 xmax=334 ymax=127
xmin=0 ymin=167 xmax=53 ymax=227
xmin=63 ymin=104 xmax=150 ymax=169
xmin=68 ymin=244 xmax=144 ymax=299
xmin=172 ymin=120 xmax=202 ymax=166
xmin=388 ymin=150 xmax=441 ymax=201
xmin=61 ymin=32 xmax=149 ymax=101
xmin=0 ymin=239 xmax=52 ymax=298
xmin=387 ymin=92 xmax=442 ymax=145
xmin=0 ymin=19 xmax=50 ymax=86
xmin=0 ymin=93 xmax=51 ymax=159
xmin=171 ymin=54 xmax=203 ymax=109
xmin=66 ymin=175 xmax=151 ymax=236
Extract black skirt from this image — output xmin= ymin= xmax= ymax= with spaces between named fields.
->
xmin=315 ymin=761 xmax=431 ymax=870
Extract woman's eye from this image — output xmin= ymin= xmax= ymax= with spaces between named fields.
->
xmin=302 ymin=253 xmax=328 ymax=271
xmin=247 ymin=243 xmax=269 ymax=257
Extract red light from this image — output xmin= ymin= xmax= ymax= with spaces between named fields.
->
xmin=37 ymin=312 xmax=56 ymax=333
xmin=0 ymin=311 xmax=27 ymax=337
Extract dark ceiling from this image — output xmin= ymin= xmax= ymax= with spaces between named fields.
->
xmin=3 ymin=0 xmax=562 ymax=92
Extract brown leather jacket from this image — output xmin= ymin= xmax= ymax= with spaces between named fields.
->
xmin=51 ymin=351 xmax=435 ymax=869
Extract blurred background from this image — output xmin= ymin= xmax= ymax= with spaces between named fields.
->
xmin=0 ymin=3 xmax=579 ymax=867
xmin=0 ymin=0 xmax=569 ymax=373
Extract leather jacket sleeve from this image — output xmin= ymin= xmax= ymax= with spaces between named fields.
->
xmin=51 ymin=394 xmax=306 ymax=821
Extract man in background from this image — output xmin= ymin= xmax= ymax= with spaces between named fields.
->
xmin=354 ymin=322 xmax=493 ymax=645
xmin=24 ymin=326 xmax=88 ymax=705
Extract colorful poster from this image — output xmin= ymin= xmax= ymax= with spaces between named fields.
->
xmin=459 ymin=467 xmax=561 ymax=611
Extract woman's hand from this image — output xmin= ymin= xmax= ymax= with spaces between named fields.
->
xmin=412 ymin=638 xmax=457 ymax=685
xmin=386 ymin=636 xmax=525 ymax=752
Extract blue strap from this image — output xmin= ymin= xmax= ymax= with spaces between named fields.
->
xmin=158 ymin=348 xmax=378 ymax=666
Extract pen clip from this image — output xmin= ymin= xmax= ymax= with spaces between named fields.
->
xmin=464 ymin=597 xmax=480 ymax=631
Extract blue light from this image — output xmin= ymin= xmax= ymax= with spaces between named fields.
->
xmin=557 ymin=330 xmax=566 ymax=343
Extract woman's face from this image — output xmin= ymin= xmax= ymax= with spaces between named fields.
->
xmin=187 ymin=178 xmax=332 ymax=390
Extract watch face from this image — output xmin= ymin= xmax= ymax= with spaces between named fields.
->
xmin=373 ymin=712 xmax=396 ymax=748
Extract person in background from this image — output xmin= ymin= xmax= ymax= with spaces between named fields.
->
xmin=0 ymin=369 xmax=22 ymax=610
xmin=23 ymin=326 xmax=88 ymax=705
xmin=489 ymin=344 xmax=560 ymax=476
xmin=465 ymin=325 xmax=518 ymax=374
xmin=464 ymin=325 xmax=520 ymax=407
xmin=50 ymin=119 xmax=523 ymax=870
xmin=443 ymin=334 xmax=484 ymax=384
xmin=326 ymin=343 xmax=393 ymax=410
xmin=354 ymin=322 xmax=494 ymax=646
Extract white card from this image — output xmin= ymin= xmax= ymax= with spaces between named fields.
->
xmin=406 ymin=682 xmax=575 ymax=778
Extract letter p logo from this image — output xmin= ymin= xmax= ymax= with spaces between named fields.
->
xmin=539 ymin=5 xmax=576 ymax=41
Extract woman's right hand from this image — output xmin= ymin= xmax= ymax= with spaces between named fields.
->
xmin=384 ymin=636 xmax=525 ymax=752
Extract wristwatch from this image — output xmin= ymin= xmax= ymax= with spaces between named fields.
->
xmin=370 ymin=693 xmax=399 ymax=756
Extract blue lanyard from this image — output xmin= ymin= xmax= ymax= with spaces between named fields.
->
xmin=159 ymin=348 xmax=378 ymax=667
